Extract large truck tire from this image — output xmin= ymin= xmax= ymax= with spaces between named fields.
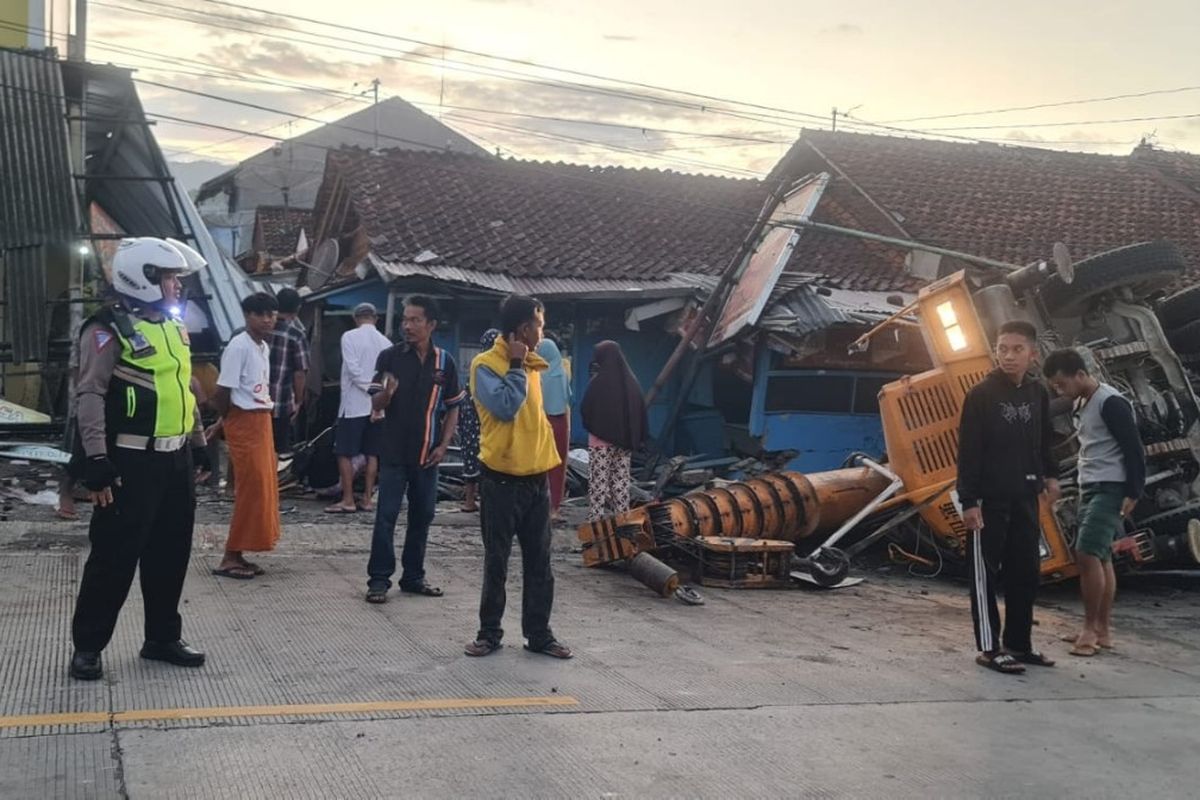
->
xmin=1158 ymin=284 xmax=1200 ymax=331
xmin=1039 ymin=241 xmax=1186 ymax=317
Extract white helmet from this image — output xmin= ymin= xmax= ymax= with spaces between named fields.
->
xmin=111 ymin=237 xmax=206 ymax=305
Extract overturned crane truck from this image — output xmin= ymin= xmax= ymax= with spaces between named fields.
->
xmin=874 ymin=241 xmax=1200 ymax=582
xmin=580 ymin=240 xmax=1200 ymax=590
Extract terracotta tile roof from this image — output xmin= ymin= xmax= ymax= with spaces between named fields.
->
xmin=254 ymin=205 xmax=313 ymax=257
xmin=1131 ymin=144 xmax=1200 ymax=199
xmin=315 ymin=148 xmax=768 ymax=280
xmin=776 ymin=131 xmax=1200 ymax=289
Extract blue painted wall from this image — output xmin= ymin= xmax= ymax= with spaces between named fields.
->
xmin=750 ymin=348 xmax=897 ymax=471
xmin=570 ymin=327 xmax=685 ymax=448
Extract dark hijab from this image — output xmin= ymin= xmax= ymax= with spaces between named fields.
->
xmin=581 ymin=340 xmax=648 ymax=451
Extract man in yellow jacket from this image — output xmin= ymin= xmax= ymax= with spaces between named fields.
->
xmin=464 ymin=295 xmax=572 ymax=659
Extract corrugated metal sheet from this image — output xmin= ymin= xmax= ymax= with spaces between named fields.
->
xmin=758 ymin=283 xmax=913 ymax=336
xmin=0 ymin=49 xmax=78 ymax=362
xmin=1 ymin=246 xmax=50 ymax=362
xmin=0 ymin=49 xmax=76 ymax=249
xmin=371 ymin=254 xmax=712 ymax=298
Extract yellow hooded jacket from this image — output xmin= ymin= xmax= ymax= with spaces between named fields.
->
xmin=469 ymin=337 xmax=561 ymax=476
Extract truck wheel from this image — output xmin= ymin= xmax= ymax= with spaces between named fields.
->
xmin=1158 ymin=284 xmax=1200 ymax=331
xmin=1168 ymin=319 xmax=1200 ymax=354
xmin=1039 ymin=241 xmax=1186 ymax=316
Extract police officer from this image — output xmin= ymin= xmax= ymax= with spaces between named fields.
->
xmin=69 ymin=237 xmax=212 ymax=681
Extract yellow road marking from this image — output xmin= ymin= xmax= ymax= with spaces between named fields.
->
xmin=0 ymin=695 xmax=579 ymax=730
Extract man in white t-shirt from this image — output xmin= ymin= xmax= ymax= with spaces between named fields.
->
xmin=326 ymin=303 xmax=392 ymax=514
xmin=211 ymin=293 xmax=282 ymax=579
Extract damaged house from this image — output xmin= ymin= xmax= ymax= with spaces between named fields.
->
xmin=294 ymin=146 xmax=921 ymax=466
xmin=0 ymin=46 xmax=262 ymax=419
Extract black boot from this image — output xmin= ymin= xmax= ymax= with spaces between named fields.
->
xmin=70 ymin=650 xmax=103 ymax=681
xmin=139 ymin=639 xmax=206 ymax=668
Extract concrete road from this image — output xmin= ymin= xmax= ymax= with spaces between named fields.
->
xmin=2 ymin=506 xmax=1199 ymax=798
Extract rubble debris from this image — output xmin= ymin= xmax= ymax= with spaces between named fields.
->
xmin=0 ymin=400 xmax=51 ymax=425
xmin=579 ymin=466 xmax=891 ymax=591
xmin=0 ymin=445 xmax=71 ymax=465
xmin=628 ymin=552 xmax=679 ymax=597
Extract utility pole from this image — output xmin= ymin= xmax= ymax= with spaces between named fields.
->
xmin=371 ymin=78 xmax=381 ymax=149
xmin=70 ymin=0 xmax=88 ymax=61
xmin=831 ymin=106 xmax=837 ymax=132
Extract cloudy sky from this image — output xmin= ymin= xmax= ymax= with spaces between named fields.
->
xmin=72 ymin=0 xmax=1200 ymax=178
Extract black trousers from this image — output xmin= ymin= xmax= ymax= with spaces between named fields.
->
xmin=967 ymin=494 xmax=1041 ymax=654
xmin=477 ymin=468 xmax=555 ymax=649
xmin=72 ymin=447 xmax=196 ymax=652
xmin=272 ymin=414 xmax=293 ymax=454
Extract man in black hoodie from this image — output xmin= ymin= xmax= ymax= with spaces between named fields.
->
xmin=957 ymin=320 xmax=1060 ymax=674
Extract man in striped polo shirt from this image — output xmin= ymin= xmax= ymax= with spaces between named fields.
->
xmin=365 ymin=296 xmax=465 ymax=604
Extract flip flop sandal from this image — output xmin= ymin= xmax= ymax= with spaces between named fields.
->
xmin=324 ymin=505 xmax=358 ymax=514
xmin=524 ymin=640 xmax=574 ymax=659
xmin=1069 ymin=643 xmax=1099 ymax=657
xmin=400 ymin=584 xmax=444 ymax=597
xmin=365 ymin=589 xmax=388 ymax=604
xmin=976 ymin=652 xmax=1025 ymax=674
xmin=1060 ymin=633 xmax=1113 ymax=650
xmin=212 ymin=566 xmax=255 ymax=580
xmin=1011 ymin=650 xmax=1056 ymax=667
xmin=238 ymin=560 xmax=266 ymax=576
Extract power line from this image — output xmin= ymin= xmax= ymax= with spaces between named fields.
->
xmin=166 ymin=93 xmax=362 ymax=159
xmin=0 ymin=20 xmax=1148 ymax=157
xmin=921 ymin=112 xmax=1200 ymax=132
xmin=134 ymin=77 xmax=769 ymax=177
xmin=438 ymin=112 xmax=764 ymax=176
xmin=840 ymin=112 xmax=1136 ymax=148
xmin=99 ymin=0 xmax=832 ymax=129
xmin=403 ymin=102 xmax=784 ymax=143
xmin=193 ymin=0 xmax=835 ymax=126
xmin=885 ymin=85 xmax=1200 ymax=124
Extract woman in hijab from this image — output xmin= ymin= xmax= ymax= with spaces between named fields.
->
xmin=537 ymin=337 xmax=573 ymax=517
xmin=459 ymin=328 xmax=500 ymax=513
xmin=580 ymin=340 xmax=648 ymax=521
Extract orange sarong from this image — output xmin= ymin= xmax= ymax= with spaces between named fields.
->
xmin=224 ymin=407 xmax=281 ymax=552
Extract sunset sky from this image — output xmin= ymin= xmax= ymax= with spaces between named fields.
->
xmin=66 ymin=0 xmax=1200 ymax=177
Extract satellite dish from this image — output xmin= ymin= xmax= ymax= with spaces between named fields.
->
xmin=309 ymin=239 xmax=340 ymax=278
xmin=1052 ymin=242 xmax=1074 ymax=285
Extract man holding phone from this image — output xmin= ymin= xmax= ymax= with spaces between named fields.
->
xmin=364 ymin=296 xmax=464 ymax=604
xmin=464 ymin=295 xmax=571 ymax=660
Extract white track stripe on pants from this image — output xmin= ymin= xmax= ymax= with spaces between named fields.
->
xmin=973 ymin=530 xmax=995 ymax=652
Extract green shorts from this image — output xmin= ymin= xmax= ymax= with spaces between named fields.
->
xmin=1076 ymin=482 xmax=1125 ymax=562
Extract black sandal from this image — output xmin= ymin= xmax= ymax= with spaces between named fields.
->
xmin=400 ymin=583 xmax=444 ymax=597
xmin=976 ymin=652 xmax=1025 ymax=674
xmin=1010 ymin=649 xmax=1056 ymax=667
xmin=365 ymin=588 xmax=388 ymax=604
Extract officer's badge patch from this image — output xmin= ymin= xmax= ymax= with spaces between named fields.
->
xmin=94 ymin=329 xmax=114 ymax=351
